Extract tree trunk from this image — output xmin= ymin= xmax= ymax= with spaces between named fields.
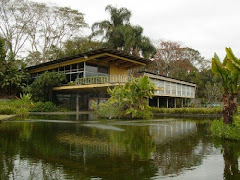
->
xmin=222 ymin=93 xmax=238 ymax=124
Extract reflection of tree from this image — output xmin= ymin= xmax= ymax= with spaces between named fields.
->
xmin=109 ymin=125 xmax=155 ymax=160
xmin=0 ymin=122 xmax=158 ymax=179
xmin=0 ymin=120 xmax=223 ymax=179
xmin=152 ymin=122 xmax=213 ymax=176
xmin=213 ymin=139 xmax=240 ymax=180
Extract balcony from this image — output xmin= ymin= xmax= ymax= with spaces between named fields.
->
xmin=75 ymin=75 xmax=131 ymax=85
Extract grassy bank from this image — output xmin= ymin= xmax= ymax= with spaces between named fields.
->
xmin=0 ymin=97 xmax=69 ymax=118
xmin=151 ymin=107 xmax=222 ymax=114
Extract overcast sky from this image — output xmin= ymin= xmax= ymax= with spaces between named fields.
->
xmin=35 ymin=0 xmax=240 ymax=60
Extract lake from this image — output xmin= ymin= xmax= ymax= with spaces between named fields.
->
xmin=0 ymin=115 xmax=239 ymax=179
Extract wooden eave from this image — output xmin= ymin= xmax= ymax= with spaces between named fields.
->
xmin=26 ymin=48 xmax=150 ymax=74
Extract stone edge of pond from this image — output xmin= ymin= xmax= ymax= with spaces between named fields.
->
xmin=0 ymin=115 xmax=17 ymax=121
xmin=154 ymin=113 xmax=221 ymax=118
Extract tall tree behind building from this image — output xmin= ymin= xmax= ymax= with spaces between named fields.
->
xmin=0 ymin=0 xmax=87 ymax=64
xmin=91 ymin=5 xmax=156 ymax=59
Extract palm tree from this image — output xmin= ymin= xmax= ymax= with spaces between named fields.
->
xmin=91 ymin=5 xmax=156 ymax=59
xmin=91 ymin=5 xmax=131 ymax=40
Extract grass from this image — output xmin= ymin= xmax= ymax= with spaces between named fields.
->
xmin=151 ymin=107 xmax=222 ymax=114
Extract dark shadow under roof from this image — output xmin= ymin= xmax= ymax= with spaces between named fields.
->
xmin=26 ymin=48 xmax=152 ymax=71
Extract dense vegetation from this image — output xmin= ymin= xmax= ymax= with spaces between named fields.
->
xmin=151 ymin=107 xmax=222 ymax=115
xmin=94 ymin=76 xmax=155 ymax=119
xmin=211 ymin=118 xmax=240 ymax=141
xmin=26 ymin=71 xmax=66 ymax=102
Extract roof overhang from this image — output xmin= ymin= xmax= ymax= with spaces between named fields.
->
xmin=26 ymin=48 xmax=151 ymax=74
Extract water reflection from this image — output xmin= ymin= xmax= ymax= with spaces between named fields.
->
xmin=0 ymin=118 xmax=236 ymax=179
xmin=212 ymin=139 xmax=240 ymax=180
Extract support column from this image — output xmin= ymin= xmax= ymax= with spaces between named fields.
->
xmin=76 ymin=91 xmax=79 ymax=113
xmin=167 ymin=97 xmax=169 ymax=108
xmin=157 ymin=97 xmax=160 ymax=108
xmin=181 ymin=98 xmax=183 ymax=108
xmin=174 ymin=98 xmax=177 ymax=108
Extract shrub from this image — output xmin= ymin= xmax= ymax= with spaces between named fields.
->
xmin=210 ymin=116 xmax=240 ymax=141
xmin=0 ymin=105 xmax=17 ymax=115
xmin=31 ymin=101 xmax=59 ymax=112
xmin=151 ymin=107 xmax=222 ymax=114
xmin=0 ymin=94 xmax=33 ymax=118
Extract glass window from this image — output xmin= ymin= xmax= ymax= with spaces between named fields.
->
xmin=98 ymin=65 xmax=109 ymax=74
xmin=65 ymin=65 xmax=71 ymax=73
xmin=66 ymin=74 xmax=70 ymax=82
xmin=72 ymin=63 xmax=78 ymax=72
xmin=172 ymin=83 xmax=176 ymax=95
xmin=182 ymin=86 xmax=186 ymax=96
xmin=177 ymin=84 xmax=181 ymax=96
xmin=78 ymin=62 xmax=84 ymax=70
xmin=71 ymin=73 xmax=78 ymax=82
xmin=59 ymin=66 xmax=64 ymax=72
xmin=86 ymin=63 xmax=97 ymax=73
xmin=166 ymin=82 xmax=170 ymax=95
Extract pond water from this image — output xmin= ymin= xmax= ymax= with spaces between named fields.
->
xmin=0 ymin=116 xmax=239 ymax=179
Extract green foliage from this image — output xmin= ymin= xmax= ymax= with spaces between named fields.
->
xmin=94 ymin=76 xmax=155 ymax=119
xmin=210 ymin=116 xmax=240 ymax=141
xmin=212 ymin=48 xmax=240 ymax=94
xmin=0 ymin=37 xmax=30 ymax=96
xmin=211 ymin=48 xmax=240 ymax=124
xmin=151 ymin=107 xmax=222 ymax=114
xmin=91 ymin=5 xmax=156 ymax=58
xmin=28 ymin=71 xmax=66 ymax=102
xmin=0 ymin=94 xmax=33 ymax=118
xmin=31 ymin=101 xmax=58 ymax=112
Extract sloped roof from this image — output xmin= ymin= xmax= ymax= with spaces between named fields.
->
xmin=26 ymin=48 xmax=151 ymax=72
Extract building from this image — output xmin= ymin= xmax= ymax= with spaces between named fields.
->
xmin=26 ymin=48 xmax=196 ymax=111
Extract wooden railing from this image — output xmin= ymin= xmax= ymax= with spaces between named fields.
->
xmin=75 ymin=75 xmax=130 ymax=85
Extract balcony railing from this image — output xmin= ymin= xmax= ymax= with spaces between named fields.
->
xmin=75 ymin=75 xmax=131 ymax=85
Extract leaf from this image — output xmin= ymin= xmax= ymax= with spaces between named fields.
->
xmin=226 ymin=47 xmax=240 ymax=66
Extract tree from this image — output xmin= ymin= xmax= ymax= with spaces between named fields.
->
xmin=0 ymin=0 xmax=87 ymax=62
xmin=91 ymin=5 xmax=131 ymax=40
xmin=25 ymin=37 xmax=106 ymax=64
xmin=211 ymin=48 xmax=240 ymax=124
xmin=28 ymin=71 xmax=66 ymax=102
xmin=0 ymin=37 xmax=29 ymax=97
xmin=94 ymin=76 xmax=155 ymax=119
xmin=91 ymin=5 xmax=156 ymax=59
xmin=151 ymin=40 xmax=206 ymax=79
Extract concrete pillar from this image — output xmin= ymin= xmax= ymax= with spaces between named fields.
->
xmin=167 ymin=97 xmax=169 ymax=108
xmin=174 ymin=98 xmax=177 ymax=108
xmin=181 ymin=98 xmax=184 ymax=108
xmin=76 ymin=91 xmax=79 ymax=113
xmin=157 ymin=97 xmax=160 ymax=108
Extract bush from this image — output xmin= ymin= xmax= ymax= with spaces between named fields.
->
xmin=151 ymin=107 xmax=222 ymax=114
xmin=31 ymin=101 xmax=59 ymax=112
xmin=0 ymin=94 xmax=33 ymax=118
xmin=0 ymin=105 xmax=17 ymax=115
xmin=210 ymin=116 xmax=240 ymax=141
